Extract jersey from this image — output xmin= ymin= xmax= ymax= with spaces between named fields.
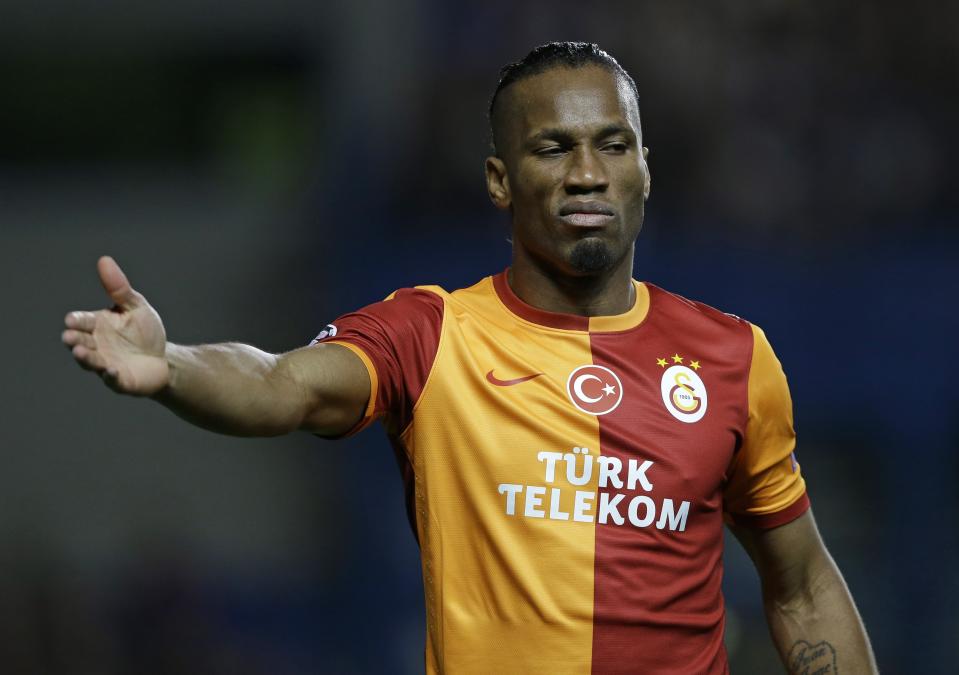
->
xmin=311 ymin=269 xmax=809 ymax=675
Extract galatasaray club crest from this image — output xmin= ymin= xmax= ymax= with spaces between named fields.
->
xmin=566 ymin=365 xmax=623 ymax=416
xmin=656 ymin=354 xmax=707 ymax=423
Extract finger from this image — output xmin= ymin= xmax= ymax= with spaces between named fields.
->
xmin=62 ymin=329 xmax=96 ymax=350
xmin=97 ymin=256 xmax=144 ymax=310
xmin=64 ymin=310 xmax=97 ymax=332
xmin=72 ymin=344 xmax=107 ymax=372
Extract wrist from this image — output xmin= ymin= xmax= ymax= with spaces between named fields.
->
xmin=151 ymin=342 xmax=180 ymax=401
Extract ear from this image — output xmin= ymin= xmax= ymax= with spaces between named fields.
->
xmin=485 ymin=156 xmax=511 ymax=210
xmin=641 ymin=146 xmax=651 ymax=201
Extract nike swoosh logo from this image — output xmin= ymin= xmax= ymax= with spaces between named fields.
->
xmin=486 ymin=369 xmax=543 ymax=387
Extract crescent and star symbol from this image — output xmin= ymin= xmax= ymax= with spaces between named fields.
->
xmin=572 ymin=374 xmax=616 ymax=402
xmin=566 ymin=365 xmax=624 ymax=415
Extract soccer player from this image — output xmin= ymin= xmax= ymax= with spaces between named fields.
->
xmin=62 ymin=42 xmax=877 ymax=674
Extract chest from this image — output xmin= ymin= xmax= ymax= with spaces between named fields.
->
xmin=415 ymin=318 xmax=749 ymax=503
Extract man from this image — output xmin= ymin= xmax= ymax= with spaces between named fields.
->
xmin=63 ymin=42 xmax=877 ymax=674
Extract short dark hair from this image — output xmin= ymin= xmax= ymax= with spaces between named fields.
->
xmin=488 ymin=41 xmax=641 ymax=155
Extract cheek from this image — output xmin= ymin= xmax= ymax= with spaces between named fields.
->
xmin=514 ymin=165 xmax=562 ymax=206
xmin=619 ymin=164 xmax=647 ymax=201
xmin=617 ymin=168 xmax=647 ymax=229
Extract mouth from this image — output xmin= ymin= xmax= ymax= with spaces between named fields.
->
xmin=558 ymin=201 xmax=616 ymax=227
xmin=561 ymin=212 xmax=615 ymax=227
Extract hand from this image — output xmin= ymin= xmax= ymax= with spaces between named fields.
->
xmin=62 ymin=256 xmax=170 ymax=396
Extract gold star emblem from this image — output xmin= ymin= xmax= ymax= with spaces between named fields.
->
xmin=689 ymin=360 xmax=701 ymax=371
xmin=671 ymin=354 xmax=684 ymax=364
xmin=656 ymin=357 xmax=668 ymax=368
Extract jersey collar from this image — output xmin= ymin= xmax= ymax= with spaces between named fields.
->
xmin=492 ymin=269 xmax=650 ymax=333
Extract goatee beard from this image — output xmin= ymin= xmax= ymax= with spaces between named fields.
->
xmin=569 ymin=238 xmax=613 ymax=274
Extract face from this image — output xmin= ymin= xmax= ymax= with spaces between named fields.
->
xmin=486 ymin=65 xmax=650 ymax=278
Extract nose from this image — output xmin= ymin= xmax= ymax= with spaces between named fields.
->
xmin=564 ymin=146 xmax=609 ymax=193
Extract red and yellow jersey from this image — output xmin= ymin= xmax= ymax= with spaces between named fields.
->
xmin=313 ymin=269 xmax=808 ymax=674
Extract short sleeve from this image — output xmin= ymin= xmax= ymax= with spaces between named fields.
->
xmin=723 ymin=324 xmax=810 ymax=529
xmin=308 ymin=287 xmax=445 ymax=437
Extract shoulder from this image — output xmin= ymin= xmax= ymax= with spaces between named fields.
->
xmin=382 ymin=284 xmax=449 ymax=310
xmin=310 ymin=284 xmax=451 ymax=351
xmin=646 ymin=283 xmax=753 ymax=338
xmin=645 ymin=287 xmax=791 ymax=404
xmin=345 ymin=284 xmax=449 ymax=330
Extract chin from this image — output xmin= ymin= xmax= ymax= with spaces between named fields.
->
xmin=568 ymin=238 xmax=614 ymax=274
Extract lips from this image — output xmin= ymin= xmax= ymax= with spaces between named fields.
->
xmin=562 ymin=212 xmax=615 ymax=227
xmin=559 ymin=201 xmax=615 ymax=227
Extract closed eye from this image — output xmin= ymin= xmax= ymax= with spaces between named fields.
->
xmin=535 ymin=146 xmax=567 ymax=157
xmin=601 ymin=142 xmax=629 ymax=154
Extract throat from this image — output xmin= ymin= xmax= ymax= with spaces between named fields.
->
xmin=507 ymin=264 xmax=636 ymax=317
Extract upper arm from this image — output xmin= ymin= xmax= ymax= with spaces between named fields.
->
xmin=724 ymin=323 xmax=809 ymax=528
xmin=275 ymin=342 xmax=373 ymax=437
xmin=725 ymin=324 xmax=824 ymax=601
xmin=291 ymin=286 xmax=446 ymax=439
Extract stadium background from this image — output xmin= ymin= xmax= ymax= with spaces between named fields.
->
xmin=2 ymin=2 xmax=956 ymax=673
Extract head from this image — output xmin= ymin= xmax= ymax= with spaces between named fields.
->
xmin=485 ymin=42 xmax=650 ymax=279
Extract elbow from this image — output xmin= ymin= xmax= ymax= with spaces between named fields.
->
xmin=764 ymin=553 xmax=838 ymax=619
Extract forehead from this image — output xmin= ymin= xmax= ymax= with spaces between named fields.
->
xmin=506 ymin=65 xmax=640 ymax=139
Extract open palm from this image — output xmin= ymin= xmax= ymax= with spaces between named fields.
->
xmin=62 ymin=256 xmax=169 ymax=396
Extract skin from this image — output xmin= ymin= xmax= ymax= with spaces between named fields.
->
xmin=486 ymin=65 xmax=650 ymax=317
xmin=63 ymin=62 xmax=876 ymax=673
xmin=62 ymin=255 xmax=370 ymax=437
xmin=731 ymin=513 xmax=877 ymax=674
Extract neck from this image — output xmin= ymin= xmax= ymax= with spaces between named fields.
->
xmin=508 ymin=248 xmax=636 ymax=317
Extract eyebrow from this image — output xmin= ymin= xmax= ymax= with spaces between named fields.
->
xmin=526 ymin=123 xmax=636 ymax=145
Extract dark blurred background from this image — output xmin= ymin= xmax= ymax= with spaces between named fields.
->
xmin=2 ymin=1 xmax=957 ymax=673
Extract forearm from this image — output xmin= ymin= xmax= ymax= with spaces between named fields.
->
xmin=764 ymin=553 xmax=877 ymax=675
xmin=154 ymin=342 xmax=305 ymax=437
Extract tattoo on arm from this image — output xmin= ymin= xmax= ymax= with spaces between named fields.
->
xmin=788 ymin=640 xmax=838 ymax=675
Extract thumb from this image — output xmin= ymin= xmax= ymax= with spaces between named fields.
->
xmin=97 ymin=256 xmax=143 ymax=310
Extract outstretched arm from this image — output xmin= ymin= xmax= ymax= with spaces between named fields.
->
xmin=62 ymin=256 xmax=370 ymax=437
xmin=730 ymin=510 xmax=878 ymax=675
